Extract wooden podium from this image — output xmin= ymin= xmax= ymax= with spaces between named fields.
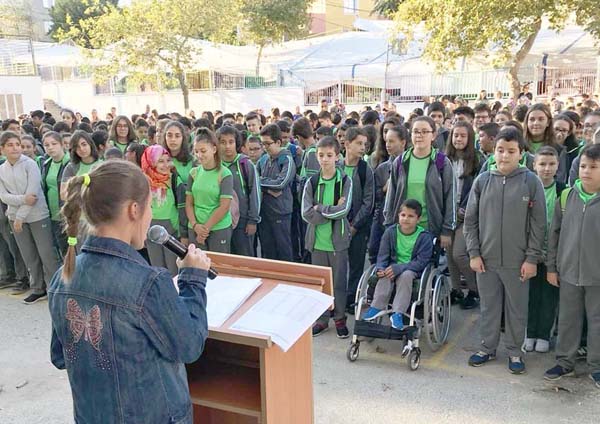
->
xmin=186 ymin=252 xmax=333 ymax=424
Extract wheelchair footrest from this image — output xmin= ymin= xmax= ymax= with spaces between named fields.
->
xmin=353 ymin=320 xmax=417 ymax=341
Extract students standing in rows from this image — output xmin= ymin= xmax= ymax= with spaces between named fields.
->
xmin=163 ymin=121 xmax=195 ymax=184
xmin=383 ymin=116 xmax=455 ymax=251
xmin=0 ymin=131 xmax=60 ymax=304
xmin=544 ymin=144 xmax=600 ymax=387
xmin=464 ymin=127 xmax=546 ymax=374
xmin=302 ymin=136 xmax=353 ymax=338
xmin=369 ymin=125 xmax=408 ymax=264
xmin=257 ymin=124 xmax=296 ymax=261
xmin=41 ymin=131 xmax=70 ymax=257
xmin=523 ymin=104 xmax=567 ymax=183
xmin=141 ymin=145 xmax=187 ymax=275
xmin=217 ymin=125 xmax=261 ymax=257
xmin=343 ymin=127 xmax=374 ymax=310
xmin=187 ymin=128 xmax=233 ymax=253
xmin=445 ymin=121 xmax=485 ymax=309
xmin=109 ymin=115 xmax=138 ymax=154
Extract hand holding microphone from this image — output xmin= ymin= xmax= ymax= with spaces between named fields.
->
xmin=147 ymin=225 xmax=218 ymax=279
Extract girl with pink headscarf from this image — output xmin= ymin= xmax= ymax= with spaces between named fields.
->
xmin=141 ymin=145 xmax=187 ymax=275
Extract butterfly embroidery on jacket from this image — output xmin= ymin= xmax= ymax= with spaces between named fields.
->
xmin=66 ymin=298 xmax=103 ymax=351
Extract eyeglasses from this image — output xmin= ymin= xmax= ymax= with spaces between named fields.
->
xmin=262 ymin=141 xmax=275 ymax=147
xmin=412 ymin=130 xmax=433 ymax=136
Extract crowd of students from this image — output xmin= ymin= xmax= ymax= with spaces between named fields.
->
xmin=1 ymin=92 xmax=599 ymax=385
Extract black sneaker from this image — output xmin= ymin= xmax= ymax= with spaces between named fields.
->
xmin=346 ymin=303 xmax=356 ymax=315
xmin=461 ymin=291 xmax=479 ymax=310
xmin=334 ymin=319 xmax=349 ymax=339
xmin=312 ymin=322 xmax=328 ymax=337
xmin=11 ymin=282 xmax=30 ymax=294
xmin=450 ymin=289 xmax=464 ymax=305
xmin=23 ymin=292 xmax=47 ymax=305
xmin=0 ymin=278 xmax=17 ymax=289
xmin=544 ymin=365 xmax=575 ymax=381
xmin=590 ymin=372 xmax=600 ymax=389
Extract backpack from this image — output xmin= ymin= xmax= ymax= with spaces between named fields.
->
xmin=560 ymin=187 xmax=572 ymax=213
xmin=356 ymin=159 xmax=367 ymax=191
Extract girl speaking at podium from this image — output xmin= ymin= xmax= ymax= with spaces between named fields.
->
xmin=48 ymin=160 xmax=210 ymax=424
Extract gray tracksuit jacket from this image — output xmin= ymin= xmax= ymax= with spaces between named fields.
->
xmin=0 ymin=155 xmax=49 ymax=223
xmin=546 ymin=184 xmax=600 ymax=286
xmin=224 ymin=154 xmax=261 ymax=226
xmin=382 ymin=148 xmax=456 ymax=237
xmin=345 ymin=159 xmax=374 ymax=231
xmin=258 ymin=148 xmax=296 ymax=217
xmin=373 ymin=155 xmax=396 ymax=222
xmin=464 ymin=167 xmax=546 ymax=269
xmin=301 ymin=169 xmax=353 ymax=252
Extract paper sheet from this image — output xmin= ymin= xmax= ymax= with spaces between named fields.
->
xmin=205 ymin=276 xmax=262 ymax=327
xmin=230 ymin=284 xmax=334 ymax=352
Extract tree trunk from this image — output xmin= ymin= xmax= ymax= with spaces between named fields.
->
xmin=255 ymin=44 xmax=264 ymax=77
xmin=506 ymin=19 xmax=542 ymax=101
xmin=177 ymin=71 xmax=189 ymax=112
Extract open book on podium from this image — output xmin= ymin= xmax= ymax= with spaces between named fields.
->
xmin=186 ymin=252 xmax=333 ymax=424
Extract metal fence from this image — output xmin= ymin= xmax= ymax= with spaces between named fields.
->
xmin=0 ymin=35 xmax=36 ymax=76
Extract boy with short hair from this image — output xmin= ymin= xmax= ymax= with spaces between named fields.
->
xmin=464 ymin=126 xmax=546 ymax=374
xmin=478 ymin=122 xmax=500 ymax=159
xmin=473 ymin=103 xmax=492 ymax=130
xmin=302 ymin=136 xmax=353 ymax=338
xmin=241 ymin=135 xmax=264 ymax=164
xmin=544 ymin=144 xmax=600 ymax=387
xmin=427 ymin=101 xmax=448 ymax=151
xmin=135 ymin=119 xmax=150 ymax=144
xmin=343 ymin=127 xmax=374 ymax=310
xmin=317 ymin=111 xmax=333 ymax=128
xmin=524 ymin=147 xmax=565 ymax=353
xmin=245 ymin=113 xmax=262 ymax=136
xmin=364 ymin=199 xmax=434 ymax=329
xmin=257 ymin=124 xmax=296 ymax=261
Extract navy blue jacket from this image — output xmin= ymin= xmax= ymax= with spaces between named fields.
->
xmin=376 ymin=224 xmax=434 ymax=277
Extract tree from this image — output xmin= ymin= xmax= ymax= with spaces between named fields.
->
xmin=238 ymin=0 xmax=313 ymax=77
xmin=49 ymin=0 xmax=118 ymax=48
xmin=374 ymin=0 xmax=600 ymax=100
xmin=0 ymin=0 xmax=45 ymax=40
xmin=61 ymin=0 xmax=238 ymax=111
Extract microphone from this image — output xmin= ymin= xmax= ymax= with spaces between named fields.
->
xmin=147 ymin=225 xmax=218 ymax=280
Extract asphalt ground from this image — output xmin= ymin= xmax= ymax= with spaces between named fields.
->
xmin=1 ymin=288 xmax=598 ymax=424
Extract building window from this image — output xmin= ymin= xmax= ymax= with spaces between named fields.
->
xmin=309 ymin=0 xmax=326 ymax=14
xmin=343 ymin=0 xmax=358 ymax=15
xmin=44 ymin=21 xmax=53 ymax=33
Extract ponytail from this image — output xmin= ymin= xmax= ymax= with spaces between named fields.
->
xmin=61 ymin=175 xmax=85 ymax=281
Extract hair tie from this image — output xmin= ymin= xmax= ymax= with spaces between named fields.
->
xmin=67 ymin=237 xmax=78 ymax=246
xmin=82 ymin=174 xmax=91 ymax=187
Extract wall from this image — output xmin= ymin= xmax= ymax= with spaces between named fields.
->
xmin=41 ymin=79 xmax=305 ymax=116
xmin=0 ymin=76 xmax=43 ymax=118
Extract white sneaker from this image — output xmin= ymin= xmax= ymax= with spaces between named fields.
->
xmin=535 ymin=339 xmax=550 ymax=353
xmin=523 ymin=338 xmax=536 ymax=352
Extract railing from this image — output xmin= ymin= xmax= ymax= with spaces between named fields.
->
xmin=0 ymin=35 xmax=36 ymax=76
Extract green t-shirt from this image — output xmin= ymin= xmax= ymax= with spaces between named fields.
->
xmin=173 ymin=158 xmax=194 ymax=185
xmin=151 ymin=185 xmax=179 ymax=235
xmin=113 ymin=141 xmax=128 ymax=153
xmin=575 ymin=179 xmax=598 ymax=203
xmin=396 ymin=225 xmax=425 ymax=264
xmin=314 ymin=173 xmax=337 ymax=252
xmin=530 ymin=141 xmax=544 ymax=153
xmin=187 ymin=165 xmax=233 ymax=230
xmin=77 ymin=160 xmax=98 ymax=176
xmin=46 ymin=161 xmax=62 ymax=221
xmin=543 ymin=182 xmax=557 ymax=249
xmin=406 ymin=153 xmax=429 ymax=228
xmin=344 ymin=164 xmax=355 ymax=178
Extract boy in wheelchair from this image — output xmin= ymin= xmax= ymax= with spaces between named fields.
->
xmin=363 ymin=199 xmax=434 ymax=329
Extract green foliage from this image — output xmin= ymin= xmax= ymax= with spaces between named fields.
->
xmin=0 ymin=1 xmax=44 ymax=40
xmin=49 ymin=0 xmax=118 ymax=48
xmin=375 ymin=0 xmax=600 ymax=98
xmin=237 ymin=0 xmax=313 ymax=75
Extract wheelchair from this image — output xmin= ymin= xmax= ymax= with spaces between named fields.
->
xmin=346 ymin=250 xmax=452 ymax=371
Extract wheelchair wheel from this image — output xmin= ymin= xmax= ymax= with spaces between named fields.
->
xmin=407 ymin=349 xmax=420 ymax=371
xmin=431 ymin=274 xmax=451 ymax=344
xmin=424 ymin=271 xmax=450 ymax=351
xmin=347 ymin=342 xmax=360 ymax=362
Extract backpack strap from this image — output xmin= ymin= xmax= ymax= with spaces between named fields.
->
xmin=357 ymin=159 xmax=367 ymax=190
xmin=238 ymin=156 xmax=250 ymax=195
xmin=560 ymin=187 xmax=572 ymax=213
xmin=434 ymin=151 xmax=446 ymax=173
xmin=309 ymin=173 xmax=320 ymax=199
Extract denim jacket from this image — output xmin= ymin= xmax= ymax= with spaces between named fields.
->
xmin=48 ymin=236 xmax=208 ymax=424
